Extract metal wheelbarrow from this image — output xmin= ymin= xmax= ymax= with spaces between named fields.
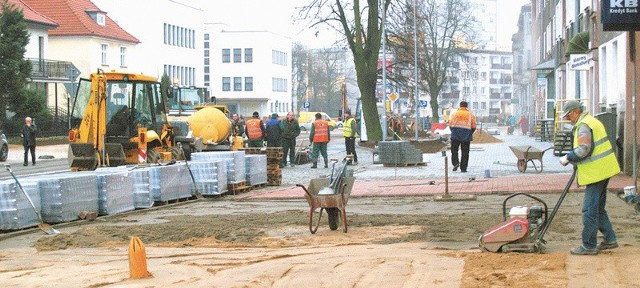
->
xmin=508 ymin=146 xmax=553 ymax=173
xmin=297 ymin=158 xmax=355 ymax=233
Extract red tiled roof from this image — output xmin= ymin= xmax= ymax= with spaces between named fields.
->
xmin=5 ymin=0 xmax=58 ymax=28
xmin=21 ymin=0 xmax=139 ymax=43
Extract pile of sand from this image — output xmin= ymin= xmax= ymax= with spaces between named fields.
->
xmin=472 ymin=129 xmax=502 ymax=144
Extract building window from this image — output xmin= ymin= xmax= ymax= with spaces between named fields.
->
xmin=120 ymin=47 xmax=126 ymax=67
xmin=472 ymin=102 xmax=478 ymax=109
xmin=222 ymin=49 xmax=230 ymax=63
xmin=245 ymin=48 xmax=253 ymax=63
xmin=96 ymin=13 xmax=105 ymax=26
xmin=204 ymin=50 xmax=209 ymax=57
xmin=481 ymin=102 xmax=486 ymax=109
xmin=272 ymin=50 xmax=288 ymax=66
xmin=222 ymin=77 xmax=230 ymax=91
xmin=164 ymin=23 xmax=168 ymax=44
xmin=233 ymin=48 xmax=242 ymax=63
xmin=101 ymin=44 xmax=108 ymax=65
xmin=233 ymin=77 xmax=242 ymax=91
xmin=245 ymin=77 xmax=253 ymax=91
xmin=272 ymin=77 xmax=288 ymax=92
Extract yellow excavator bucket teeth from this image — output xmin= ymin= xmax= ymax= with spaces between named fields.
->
xmin=68 ymin=143 xmax=98 ymax=171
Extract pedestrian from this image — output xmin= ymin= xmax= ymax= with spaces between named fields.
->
xmin=449 ymin=101 xmax=476 ymax=173
xmin=21 ymin=116 xmax=37 ymax=166
xmin=508 ymin=114 xmax=516 ymax=135
xmin=343 ymin=109 xmax=358 ymax=165
xmin=231 ymin=113 xmax=245 ymax=150
xmin=245 ymin=111 xmax=265 ymax=147
xmin=309 ymin=112 xmax=330 ymax=168
xmin=559 ymin=100 xmax=620 ymax=255
xmin=280 ymin=111 xmax=301 ymax=167
xmin=518 ymin=114 xmax=529 ymax=136
xmin=265 ymin=113 xmax=282 ymax=148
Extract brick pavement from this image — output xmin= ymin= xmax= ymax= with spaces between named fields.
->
xmin=238 ymin=128 xmax=636 ymax=200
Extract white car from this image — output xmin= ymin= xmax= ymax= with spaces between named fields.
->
xmin=300 ymin=119 xmax=336 ymax=132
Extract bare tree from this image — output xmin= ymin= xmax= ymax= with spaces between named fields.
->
xmin=298 ymin=0 xmax=391 ymax=141
xmin=386 ymin=0 xmax=476 ymax=122
xmin=292 ymin=42 xmax=309 ymax=114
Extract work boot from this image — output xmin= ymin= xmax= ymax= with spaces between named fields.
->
xmin=324 ymin=160 xmax=328 ymax=168
xmin=311 ymin=161 xmax=317 ymax=169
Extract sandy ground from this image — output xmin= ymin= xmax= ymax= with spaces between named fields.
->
xmin=1 ymin=192 xmax=640 ymax=287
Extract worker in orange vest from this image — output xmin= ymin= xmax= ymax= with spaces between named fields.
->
xmin=449 ymin=101 xmax=476 ymax=173
xmin=245 ymin=111 xmax=265 ymax=147
xmin=309 ymin=112 xmax=330 ymax=168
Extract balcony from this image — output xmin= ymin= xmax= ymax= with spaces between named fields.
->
xmin=490 ymin=93 xmax=501 ymax=99
xmin=28 ymin=58 xmax=78 ymax=83
xmin=491 ymin=64 xmax=512 ymax=70
xmin=441 ymin=91 xmax=460 ymax=99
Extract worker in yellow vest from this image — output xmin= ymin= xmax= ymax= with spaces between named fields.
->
xmin=309 ymin=112 xmax=330 ymax=168
xmin=343 ymin=109 xmax=358 ymax=165
xmin=245 ymin=111 xmax=265 ymax=147
xmin=559 ymin=100 xmax=620 ymax=255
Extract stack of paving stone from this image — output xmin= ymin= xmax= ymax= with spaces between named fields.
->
xmin=192 ymin=151 xmax=248 ymax=194
xmin=240 ymin=148 xmax=282 ymax=186
xmin=189 ymin=160 xmax=227 ymax=196
xmin=131 ymin=168 xmax=153 ymax=209
xmin=148 ymin=163 xmax=192 ymax=202
xmin=0 ymin=179 xmax=40 ymax=230
xmin=91 ymin=168 xmax=135 ymax=216
xmin=245 ymin=154 xmax=267 ymax=186
xmin=378 ymin=140 xmax=424 ymax=166
xmin=38 ymin=173 xmax=99 ymax=223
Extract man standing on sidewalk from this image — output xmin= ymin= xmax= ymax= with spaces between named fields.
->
xmin=343 ymin=109 xmax=358 ymax=165
xmin=309 ymin=113 xmax=330 ymax=168
xmin=21 ymin=116 xmax=37 ymax=166
xmin=280 ymin=111 xmax=300 ymax=167
xmin=449 ymin=101 xmax=476 ymax=173
xmin=265 ymin=113 xmax=282 ymax=148
xmin=559 ymin=100 xmax=620 ymax=255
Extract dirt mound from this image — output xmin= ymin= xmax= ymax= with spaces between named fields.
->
xmin=472 ymin=129 xmax=502 ymax=144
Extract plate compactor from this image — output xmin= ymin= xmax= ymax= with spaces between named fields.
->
xmin=479 ymin=169 xmax=576 ymax=253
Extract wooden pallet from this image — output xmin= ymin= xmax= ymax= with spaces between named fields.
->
xmin=267 ymin=169 xmax=282 ymax=177
xmin=382 ymin=162 xmax=426 ymax=167
xmin=252 ymin=183 xmax=267 ymax=189
xmin=267 ymin=179 xmax=282 ymax=186
xmin=228 ymin=181 xmax=252 ymax=195
xmin=153 ymin=196 xmax=192 ymax=206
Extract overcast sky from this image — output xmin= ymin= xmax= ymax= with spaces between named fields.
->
xmin=202 ymin=0 xmax=530 ymax=49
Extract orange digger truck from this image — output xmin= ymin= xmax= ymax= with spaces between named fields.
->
xmin=68 ymin=70 xmax=183 ymax=171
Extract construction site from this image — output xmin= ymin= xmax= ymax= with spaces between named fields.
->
xmin=0 ymin=126 xmax=639 ymax=287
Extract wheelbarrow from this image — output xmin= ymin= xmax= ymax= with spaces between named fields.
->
xmin=508 ymin=146 xmax=553 ymax=173
xmin=297 ymin=158 xmax=355 ymax=233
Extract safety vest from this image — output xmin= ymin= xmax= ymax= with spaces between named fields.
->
xmin=246 ymin=118 xmax=263 ymax=139
xmin=573 ymin=114 xmax=620 ymax=185
xmin=312 ymin=120 xmax=329 ymax=143
xmin=449 ymin=107 xmax=475 ymax=129
xmin=343 ymin=117 xmax=356 ymax=137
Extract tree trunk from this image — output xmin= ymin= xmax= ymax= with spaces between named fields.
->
xmin=429 ymin=92 xmax=440 ymax=123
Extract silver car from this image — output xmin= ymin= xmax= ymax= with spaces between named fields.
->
xmin=0 ymin=130 xmax=7 ymax=161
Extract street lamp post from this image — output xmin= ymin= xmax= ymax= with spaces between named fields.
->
xmin=381 ymin=1 xmax=388 ymax=141
xmin=413 ymin=0 xmax=419 ymax=140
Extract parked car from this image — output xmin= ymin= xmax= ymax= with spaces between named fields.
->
xmin=300 ymin=118 xmax=336 ymax=132
xmin=0 ymin=130 xmax=8 ymax=162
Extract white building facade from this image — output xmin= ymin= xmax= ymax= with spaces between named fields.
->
xmin=93 ymin=0 xmax=204 ymax=86
xmin=205 ymin=24 xmax=292 ymax=118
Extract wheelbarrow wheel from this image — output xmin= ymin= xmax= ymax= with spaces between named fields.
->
xmin=327 ymin=208 xmax=340 ymax=231
xmin=517 ymin=159 xmax=527 ymax=173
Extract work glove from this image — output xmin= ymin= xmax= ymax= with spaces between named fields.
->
xmin=559 ymin=155 xmax=569 ymax=166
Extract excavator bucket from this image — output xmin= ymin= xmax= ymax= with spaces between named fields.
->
xmin=105 ymin=143 xmax=126 ymax=167
xmin=68 ymin=143 xmax=98 ymax=170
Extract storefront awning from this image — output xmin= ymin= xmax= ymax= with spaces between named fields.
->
xmin=528 ymin=59 xmax=555 ymax=71
xmin=565 ymin=31 xmax=590 ymax=56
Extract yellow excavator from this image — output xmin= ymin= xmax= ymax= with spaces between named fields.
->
xmin=68 ymin=70 xmax=183 ymax=171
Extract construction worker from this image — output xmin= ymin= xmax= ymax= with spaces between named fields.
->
xmin=265 ymin=113 xmax=282 ymax=148
xmin=280 ymin=111 xmax=301 ymax=167
xmin=231 ymin=113 xmax=245 ymax=150
xmin=559 ymin=100 xmax=620 ymax=255
xmin=343 ymin=109 xmax=358 ymax=165
xmin=245 ymin=111 xmax=265 ymax=147
xmin=309 ymin=112 xmax=330 ymax=168
xmin=387 ymin=113 xmax=403 ymax=140
xmin=449 ymin=101 xmax=476 ymax=173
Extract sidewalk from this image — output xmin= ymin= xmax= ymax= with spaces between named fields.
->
xmin=239 ymin=129 xmax=636 ymax=200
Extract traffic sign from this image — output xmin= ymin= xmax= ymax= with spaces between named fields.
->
xmin=303 ymin=101 xmax=310 ymax=109
xmin=388 ymin=92 xmax=398 ymax=102
xmin=419 ymin=100 xmax=428 ymax=108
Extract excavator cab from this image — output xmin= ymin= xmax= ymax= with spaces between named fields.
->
xmin=68 ymin=71 xmax=177 ymax=170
